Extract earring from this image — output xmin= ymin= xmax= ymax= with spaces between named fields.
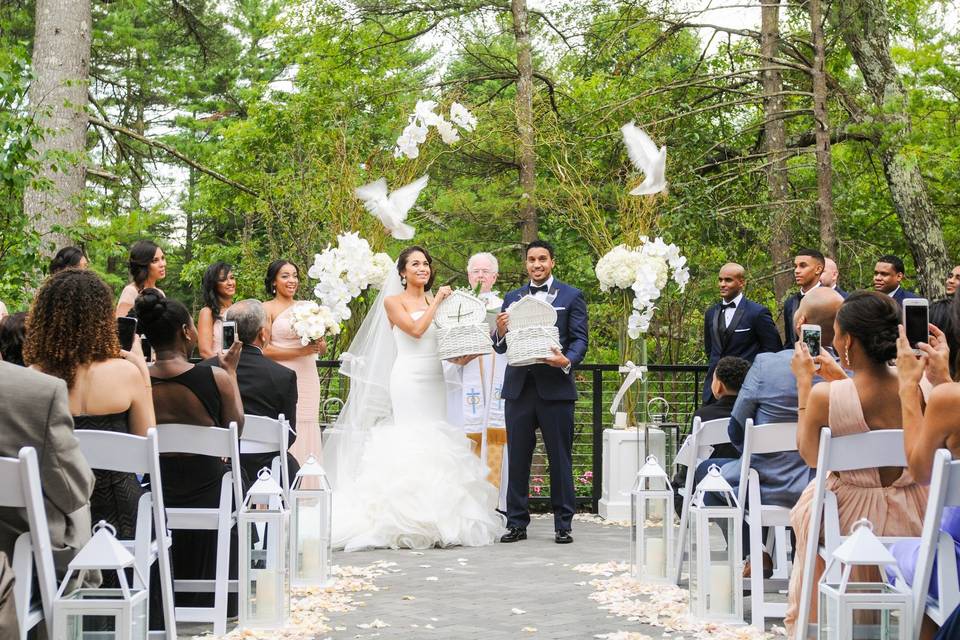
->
xmin=401 ymin=276 xmax=407 ymax=287
xmin=844 ymin=347 xmax=851 ymax=368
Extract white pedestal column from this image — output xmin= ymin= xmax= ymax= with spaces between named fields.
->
xmin=599 ymin=427 xmax=667 ymax=521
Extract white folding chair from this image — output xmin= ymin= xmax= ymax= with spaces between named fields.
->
xmin=74 ymin=428 xmax=176 ymax=639
xmin=910 ymin=449 xmax=960 ymax=639
xmin=2 ymin=447 xmax=57 ymax=640
xmin=673 ymin=416 xmax=732 ymax=583
xmin=736 ymin=419 xmax=798 ymax=629
xmin=240 ymin=413 xmax=291 ymax=497
xmin=155 ymin=422 xmax=243 ymax=635
xmin=795 ymin=427 xmax=909 ymax=640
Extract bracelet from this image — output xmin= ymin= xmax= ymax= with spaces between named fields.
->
xmin=797 ymin=406 xmax=806 ymax=411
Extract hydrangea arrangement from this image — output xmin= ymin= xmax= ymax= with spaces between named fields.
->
xmin=394 ymin=99 xmax=477 ymax=159
xmin=289 ymin=301 xmax=341 ymax=345
xmin=595 ymin=237 xmax=689 ymax=338
xmin=307 ymin=232 xmax=394 ymax=324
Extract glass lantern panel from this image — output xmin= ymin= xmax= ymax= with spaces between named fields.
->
xmin=294 ymin=495 xmax=329 ymax=581
xmin=820 ymin=585 xmax=907 ymax=640
xmin=66 ymin=612 xmax=117 ymax=640
xmin=246 ymin=520 xmax=284 ymax=622
xmin=641 ymin=497 xmax=669 ymax=578
xmin=131 ymin=593 xmax=148 ymax=640
xmin=706 ymin=516 xmax=737 ymax=616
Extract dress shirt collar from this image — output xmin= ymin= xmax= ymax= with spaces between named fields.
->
xmin=888 ymin=286 xmax=901 ymax=298
xmin=529 ymin=276 xmax=554 ymax=291
xmin=721 ymin=292 xmax=744 ymax=308
xmin=800 ymin=282 xmax=822 ymax=296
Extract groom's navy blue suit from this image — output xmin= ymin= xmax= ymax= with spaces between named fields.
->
xmin=494 ymin=279 xmax=589 ymax=532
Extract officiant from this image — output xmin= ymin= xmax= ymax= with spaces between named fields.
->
xmin=445 ymin=252 xmax=509 ymax=511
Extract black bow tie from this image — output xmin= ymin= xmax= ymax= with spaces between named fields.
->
xmin=722 ymin=301 xmax=736 ymax=310
xmin=530 ymin=284 xmax=549 ymax=293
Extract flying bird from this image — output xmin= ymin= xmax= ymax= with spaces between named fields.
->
xmin=621 ymin=122 xmax=667 ymax=196
xmin=355 ymin=174 xmax=430 ymax=240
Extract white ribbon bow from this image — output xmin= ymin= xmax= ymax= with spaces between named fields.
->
xmin=340 ymin=352 xmax=365 ymax=369
xmin=609 ymin=360 xmax=647 ymax=415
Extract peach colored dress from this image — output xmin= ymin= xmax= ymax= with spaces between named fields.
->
xmin=784 ymin=378 xmax=928 ymax=635
xmin=271 ymin=305 xmax=321 ymax=464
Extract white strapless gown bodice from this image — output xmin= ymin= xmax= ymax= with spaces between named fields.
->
xmin=332 ymin=311 xmax=505 ymax=551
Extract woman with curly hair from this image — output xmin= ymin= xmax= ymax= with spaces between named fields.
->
xmin=196 ymin=261 xmax=236 ymax=359
xmin=784 ymin=291 xmax=929 ymax=634
xmin=23 ymin=269 xmax=154 ymax=539
xmin=116 ymin=239 xmax=166 ymax=318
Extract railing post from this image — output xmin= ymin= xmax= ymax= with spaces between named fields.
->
xmin=591 ymin=367 xmax=603 ymax=514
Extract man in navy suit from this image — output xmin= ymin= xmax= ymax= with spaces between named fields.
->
xmin=874 ymin=254 xmax=919 ymax=306
xmin=820 ymin=257 xmax=848 ymax=299
xmin=782 ymin=248 xmax=826 ymax=345
xmin=702 ymin=263 xmax=781 ymax=404
xmin=494 ymin=240 xmax=588 ymax=544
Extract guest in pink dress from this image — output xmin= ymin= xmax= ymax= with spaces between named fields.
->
xmin=196 ymin=262 xmax=236 ymax=359
xmin=785 ymin=291 xmax=928 ymax=636
xmin=262 ymin=260 xmax=326 ymax=464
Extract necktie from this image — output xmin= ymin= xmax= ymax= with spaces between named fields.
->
xmin=720 ymin=301 xmax=735 ymax=331
xmin=530 ymin=284 xmax=549 ymax=294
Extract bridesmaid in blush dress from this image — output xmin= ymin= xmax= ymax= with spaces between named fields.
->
xmin=262 ymin=259 xmax=326 ymax=464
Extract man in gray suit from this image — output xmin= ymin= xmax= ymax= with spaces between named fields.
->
xmin=0 ymin=360 xmax=96 ymax=584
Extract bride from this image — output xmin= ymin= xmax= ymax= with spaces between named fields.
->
xmin=327 ymin=245 xmax=506 ymax=551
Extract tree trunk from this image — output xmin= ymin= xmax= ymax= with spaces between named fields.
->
xmin=832 ymin=0 xmax=949 ymax=297
xmin=511 ymin=0 xmax=538 ymax=244
xmin=808 ymin=0 xmax=837 ymax=258
xmin=23 ymin=0 xmax=92 ymax=252
xmin=760 ymin=0 xmax=793 ymax=305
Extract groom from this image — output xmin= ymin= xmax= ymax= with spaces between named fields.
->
xmin=494 ymin=240 xmax=589 ymax=544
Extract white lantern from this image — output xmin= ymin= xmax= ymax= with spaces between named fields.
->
xmin=290 ymin=455 xmax=333 ymax=587
xmin=818 ymin=519 xmax=912 ymax=640
xmin=687 ymin=464 xmax=743 ymax=623
xmin=630 ymin=455 xmax=674 ymax=583
xmin=53 ymin=521 xmax=148 ymax=640
xmin=239 ymin=468 xmax=289 ymax=629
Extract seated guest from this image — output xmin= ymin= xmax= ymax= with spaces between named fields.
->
xmin=0 ymin=359 xmax=95 ymax=588
xmin=135 ymin=289 xmax=243 ymax=610
xmin=784 ymin=291 xmax=928 ymax=635
xmin=49 ymin=246 xmax=88 ymax=274
xmin=196 ymin=261 xmax=236 ymax=359
xmin=24 ymin=269 xmax=154 ymax=539
xmin=873 ymin=254 xmax=919 ymax=306
xmin=116 ymin=240 xmax=166 ymax=318
xmin=0 ymin=312 xmax=26 ymax=366
xmin=202 ymin=299 xmax=299 ymax=481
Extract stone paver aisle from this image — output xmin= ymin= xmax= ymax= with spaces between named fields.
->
xmin=325 ymin=517 xmax=660 ymax=639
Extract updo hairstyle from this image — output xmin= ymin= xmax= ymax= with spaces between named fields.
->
xmin=135 ymin=288 xmax=191 ymax=349
xmin=129 ymin=240 xmax=161 ymax=289
xmin=836 ymin=291 xmax=900 ymax=365
xmin=396 ymin=245 xmax=435 ymax=290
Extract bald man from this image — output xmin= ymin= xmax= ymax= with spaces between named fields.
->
xmin=702 ymin=263 xmax=782 ymax=404
xmin=820 ymin=257 xmax=847 ymax=299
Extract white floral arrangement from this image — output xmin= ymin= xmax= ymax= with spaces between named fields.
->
xmin=595 ymin=237 xmax=690 ymax=337
xmin=307 ymin=232 xmax=394 ymax=324
xmin=289 ymin=301 xmax=340 ymax=345
xmin=394 ymin=99 xmax=477 ymax=159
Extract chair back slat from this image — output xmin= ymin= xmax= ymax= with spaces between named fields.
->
xmin=0 ymin=457 xmax=26 ymax=507
xmin=822 ymin=428 xmax=906 ymax=471
xmin=155 ymin=423 xmax=235 ymax=458
xmin=697 ymin=417 xmax=731 ymax=447
xmin=75 ymin=430 xmax=151 ymax=474
xmin=747 ymin=422 xmax=798 ymax=456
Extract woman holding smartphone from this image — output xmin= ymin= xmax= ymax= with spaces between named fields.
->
xmin=116 ymin=240 xmax=166 ymax=318
xmin=262 ymin=259 xmax=325 ymax=463
xmin=196 ymin=261 xmax=237 ymax=359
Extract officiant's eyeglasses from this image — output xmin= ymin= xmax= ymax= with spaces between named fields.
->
xmin=469 ymin=268 xmax=495 ymax=276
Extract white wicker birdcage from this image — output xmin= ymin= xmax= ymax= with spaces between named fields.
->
xmin=435 ymin=290 xmax=494 ymax=360
xmin=505 ymin=295 xmax=561 ymax=366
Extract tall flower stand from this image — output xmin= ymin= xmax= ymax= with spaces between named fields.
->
xmin=599 ymin=427 xmax=666 ymax=520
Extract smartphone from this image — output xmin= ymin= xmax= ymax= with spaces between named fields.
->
xmin=221 ymin=321 xmax=237 ymax=351
xmin=117 ymin=316 xmax=138 ymax=351
xmin=903 ymin=298 xmax=929 ymax=355
xmin=801 ymin=324 xmax=822 ymax=370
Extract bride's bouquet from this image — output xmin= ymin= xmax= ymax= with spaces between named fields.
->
xmin=289 ymin=301 xmax=340 ymax=345
xmin=308 ymin=232 xmax=394 ymax=324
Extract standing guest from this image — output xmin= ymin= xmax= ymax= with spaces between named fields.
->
xmin=782 ymin=248 xmax=825 ymax=345
xmin=0 ymin=312 xmax=27 ymax=366
xmin=24 ymin=269 xmax=154 ymax=540
xmin=873 ymin=254 xmax=919 ymax=306
xmin=0 ymin=362 xmax=95 ymax=588
xmin=116 ymin=240 xmax=166 ymax=318
xmin=203 ymin=299 xmax=300 ymax=482
xmin=929 ymin=264 xmax=960 ymax=332
xmin=820 ymin=257 xmax=847 ymax=298
xmin=263 ymin=260 xmax=325 ymax=464
xmin=784 ymin=291 xmax=928 ymax=635
xmin=135 ymin=289 xmax=244 ymax=612
xmin=197 ymin=261 xmax=237 ymax=359
xmin=495 ymin=240 xmax=589 ymax=544
xmin=702 ymin=263 xmax=781 ymax=404
xmin=49 ymin=246 xmax=88 ymax=274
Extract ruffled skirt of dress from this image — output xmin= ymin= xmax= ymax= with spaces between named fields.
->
xmin=331 ymin=420 xmax=506 ymax=551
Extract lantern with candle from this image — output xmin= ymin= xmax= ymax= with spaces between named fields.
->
xmin=290 ymin=455 xmax=333 ymax=587
xmin=239 ymin=468 xmax=289 ymax=629
xmin=53 ymin=521 xmax=148 ymax=640
xmin=630 ymin=455 xmax=674 ymax=583
xmin=818 ymin=519 xmax=912 ymax=640
xmin=687 ymin=464 xmax=743 ymax=623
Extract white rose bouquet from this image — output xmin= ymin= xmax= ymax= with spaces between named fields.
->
xmin=289 ymin=301 xmax=340 ymax=346
xmin=307 ymin=232 xmax=394 ymax=324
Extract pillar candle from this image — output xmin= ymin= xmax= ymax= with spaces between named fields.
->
xmin=708 ymin=564 xmax=733 ymax=614
xmin=614 ymin=412 xmax=628 ymax=428
xmin=255 ymin=571 xmax=276 ymax=618
xmin=297 ymin=507 xmax=322 ymax=576
xmin=645 ymin=538 xmax=666 ymax=577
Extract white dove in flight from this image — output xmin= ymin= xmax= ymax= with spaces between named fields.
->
xmin=621 ymin=122 xmax=667 ymax=196
xmin=355 ymin=174 xmax=430 ymax=240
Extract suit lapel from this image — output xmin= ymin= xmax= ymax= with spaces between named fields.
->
xmin=725 ymin=301 xmax=748 ymax=337
xmin=710 ymin=303 xmax=722 ymax=351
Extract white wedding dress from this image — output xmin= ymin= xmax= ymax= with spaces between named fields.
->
xmin=331 ymin=311 xmax=506 ymax=551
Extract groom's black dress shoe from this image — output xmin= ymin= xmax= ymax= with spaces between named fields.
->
xmin=555 ymin=530 xmax=573 ymax=544
xmin=500 ymin=527 xmax=527 ymax=543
